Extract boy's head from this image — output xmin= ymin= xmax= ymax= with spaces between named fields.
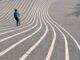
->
xmin=15 ymin=9 xmax=17 ymax=12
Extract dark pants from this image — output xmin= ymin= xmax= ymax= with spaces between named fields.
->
xmin=14 ymin=17 xmax=20 ymax=26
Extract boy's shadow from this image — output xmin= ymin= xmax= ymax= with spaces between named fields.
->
xmin=67 ymin=3 xmax=80 ymax=17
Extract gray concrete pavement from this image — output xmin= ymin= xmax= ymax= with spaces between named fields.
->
xmin=0 ymin=0 xmax=80 ymax=60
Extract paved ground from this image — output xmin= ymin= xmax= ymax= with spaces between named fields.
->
xmin=49 ymin=0 xmax=80 ymax=44
xmin=0 ymin=0 xmax=80 ymax=60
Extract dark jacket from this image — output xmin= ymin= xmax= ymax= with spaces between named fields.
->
xmin=14 ymin=12 xmax=20 ymax=18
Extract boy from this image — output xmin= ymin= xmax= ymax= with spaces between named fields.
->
xmin=14 ymin=9 xmax=20 ymax=26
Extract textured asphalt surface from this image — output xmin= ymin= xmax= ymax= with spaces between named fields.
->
xmin=0 ymin=0 xmax=80 ymax=60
